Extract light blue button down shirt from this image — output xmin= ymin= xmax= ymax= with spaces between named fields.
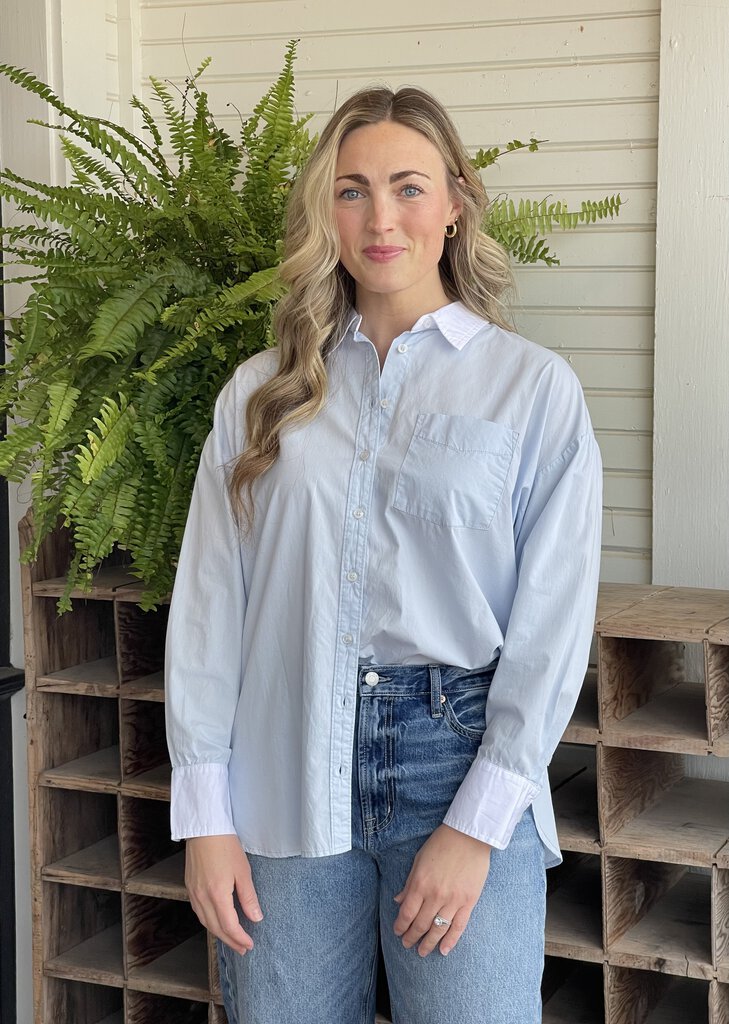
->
xmin=165 ymin=301 xmax=603 ymax=868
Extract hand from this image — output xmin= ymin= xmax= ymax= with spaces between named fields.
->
xmin=392 ymin=824 xmax=491 ymax=957
xmin=185 ymin=834 xmax=263 ymax=955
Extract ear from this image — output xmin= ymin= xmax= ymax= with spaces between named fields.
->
xmin=449 ymin=175 xmax=466 ymax=223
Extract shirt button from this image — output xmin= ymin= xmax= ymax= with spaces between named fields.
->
xmin=347 ymin=570 xmax=358 ymax=581
xmin=342 ymin=633 xmax=353 ymax=645
xmin=364 ymin=671 xmax=380 ymax=686
xmin=359 ymin=449 xmax=370 ymax=460
xmin=353 ymin=507 xmax=365 ymax=519
xmin=380 ymin=398 xmax=389 ymax=408
xmin=397 ymin=342 xmax=408 ymax=353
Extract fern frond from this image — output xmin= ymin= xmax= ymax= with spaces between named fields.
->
xmin=80 ymin=273 xmax=173 ymax=362
xmin=74 ymin=393 xmax=138 ymax=483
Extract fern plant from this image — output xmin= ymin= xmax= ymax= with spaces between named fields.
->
xmin=0 ymin=41 xmax=621 ymax=614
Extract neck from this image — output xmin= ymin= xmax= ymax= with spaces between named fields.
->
xmin=355 ymin=286 xmax=452 ymax=348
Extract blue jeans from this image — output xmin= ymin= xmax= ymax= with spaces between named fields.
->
xmin=218 ymin=662 xmax=546 ymax=1023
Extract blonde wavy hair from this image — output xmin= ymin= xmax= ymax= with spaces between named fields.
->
xmin=227 ymin=84 xmax=515 ymax=536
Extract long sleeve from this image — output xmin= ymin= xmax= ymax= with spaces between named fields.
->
xmin=164 ymin=372 xmax=248 ymax=841
xmin=442 ymin=417 xmax=603 ymax=849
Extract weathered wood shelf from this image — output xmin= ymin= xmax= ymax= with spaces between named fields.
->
xmin=42 ymin=835 xmax=121 ymax=890
xmin=20 ymin=516 xmax=729 ymax=1022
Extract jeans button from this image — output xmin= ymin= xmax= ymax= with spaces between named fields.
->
xmin=364 ymin=671 xmax=380 ymax=686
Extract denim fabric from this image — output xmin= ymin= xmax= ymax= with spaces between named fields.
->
xmin=217 ymin=662 xmax=546 ymax=1024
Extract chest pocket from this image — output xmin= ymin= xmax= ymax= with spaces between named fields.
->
xmin=392 ymin=412 xmax=518 ymax=530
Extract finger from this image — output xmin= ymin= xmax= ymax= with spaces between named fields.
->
xmin=437 ymin=906 xmax=472 ymax=957
xmin=235 ymin=874 xmax=264 ymax=923
xmin=214 ymin=894 xmax=254 ymax=954
xmin=191 ymin=889 xmax=252 ymax=955
xmin=393 ymin=891 xmax=424 ymax=939
xmin=415 ymin=905 xmax=461 ymax=957
xmin=399 ymin=900 xmax=446 ymax=949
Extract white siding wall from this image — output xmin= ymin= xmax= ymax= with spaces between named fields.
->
xmin=139 ymin=0 xmax=660 ymax=584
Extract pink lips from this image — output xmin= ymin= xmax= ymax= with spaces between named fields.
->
xmin=363 ymin=246 xmax=405 ymax=262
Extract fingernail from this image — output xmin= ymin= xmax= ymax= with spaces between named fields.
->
xmin=441 ymin=947 xmax=450 ymax=956
xmin=252 ymin=909 xmax=263 ymax=921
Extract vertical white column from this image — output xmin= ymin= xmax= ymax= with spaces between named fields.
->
xmin=653 ymin=0 xmax=729 ymax=589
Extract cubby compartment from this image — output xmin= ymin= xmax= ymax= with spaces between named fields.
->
xmin=605 ymin=856 xmax=713 ymax=978
xmin=121 ymin=796 xmax=185 ymax=899
xmin=562 ymin=666 xmax=600 ymax=744
xmin=545 ymin=852 xmax=603 ymax=962
xmin=599 ymin=747 xmax=729 ymax=865
xmin=43 ymin=977 xmax=124 ymax=1024
xmin=541 ymin=957 xmax=605 ymax=1023
xmin=607 ymin=964 xmax=710 ymax=1023
xmin=43 ymin=882 xmax=124 ymax=986
xmin=37 ymin=691 xmax=120 ymax=792
xmin=549 ymin=742 xmax=600 ymax=852
xmin=117 ymin=601 xmax=168 ymax=702
xmin=125 ymin=894 xmax=209 ymax=1000
xmin=597 ymin=587 xmax=729 ymax=757
xmin=31 ymin=591 xmax=119 ymax=697
xmin=40 ymin=789 xmax=120 ymax=890
xmin=715 ymin=867 xmax=729 ymax=983
xmin=120 ymin=699 xmax=171 ymax=799
xmin=125 ymin=989 xmax=209 ymax=1024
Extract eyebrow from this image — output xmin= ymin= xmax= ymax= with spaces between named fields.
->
xmin=334 ymin=170 xmax=431 ymax=184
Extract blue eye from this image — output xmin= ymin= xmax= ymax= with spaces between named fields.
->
xmin=402 ymin=184 xmax=423 ymax=197
xmin=339 ymin=188 xmax=362 ymax=200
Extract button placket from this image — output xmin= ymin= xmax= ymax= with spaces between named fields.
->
xmin=329 ymin=352 xmax=382 ymax=841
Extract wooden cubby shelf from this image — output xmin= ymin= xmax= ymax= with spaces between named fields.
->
xmin=20 ymin=516 xmax=729 ymax=1022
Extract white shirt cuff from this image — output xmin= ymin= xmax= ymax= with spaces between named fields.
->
xmin=170 ymin=762 xmax=237 ymax=841
xmin=442 ymin=753 xmax=541 ymax=849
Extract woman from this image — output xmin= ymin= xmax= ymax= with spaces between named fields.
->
xmin=165 ymin=84 xmax=603 ymax=1024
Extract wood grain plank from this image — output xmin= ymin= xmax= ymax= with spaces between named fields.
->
xmin=714 ymin=868 xmax=729 ymax=981
xmin=37 ymin=655 xmax=120 ymax=697
xmin=601 ymin=681 xmax=710 ymax=754
xmin=598 ymin=588 xmax=729 ymax=642
xmin=606 ymin=963 xmax=666 ymax=1024
xmin=711 ymin=978 xmax=729 ymax=1022
xmin=608 ymin=869 xmax=712 ymax=978
xmin=43 ymin=835 xmax=121 ymax=890
xmin=126 ymin=852 xmax=187 ymax=902
xmin=605 ymin=778 xmax=729 ymax=866
xmin=597 ymin=746 xmax=682 ymax=844
xmin=604 ymin=856 xmax=686 ymax=947
xmin=127 ymin=932 xmax=210 ymax=1001
xmin=121 ymin=671 xmax=165 ymax=702
xmin=120 ymin=762 xmax=172 ymax=800
xmin=44 ymin=923 xmax=124 ymax=987
xmin=33 ymin=563 xmax=139 ymax=599
xmin=40 ymin=746 xmax=121 ymax=793
xmin=708 ymin=619 xmax=729 ymax=645
xmin=707 ymin=643 xmax=729 ymax=748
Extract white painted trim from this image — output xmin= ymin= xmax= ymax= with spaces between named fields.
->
xmin=653 ymin=0 xmax=729 ymax=588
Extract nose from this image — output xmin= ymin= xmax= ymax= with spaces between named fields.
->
xmin=365 ymin=192 xmax=395 ymax=235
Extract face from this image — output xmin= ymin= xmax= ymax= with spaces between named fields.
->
xmin=333 ymin=120 xmax=462 ymax=309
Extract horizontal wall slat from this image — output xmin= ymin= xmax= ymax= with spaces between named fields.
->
xmin=594 ymin=430 xmax=652 ymax=472
xmin=515 ymin=312 xmax=654 ymax=350
xmin=601 ymin=509 xmax=652 ymax=549
xmin=585 ymin=393 xmax=652 ymax=433
xmin=599 ymin=549 xmax=651 ymax=583
xmin=512 ymin=268 xmax=654 ymax=308
xmin=602 ymin=470 xmax=651 ymax=509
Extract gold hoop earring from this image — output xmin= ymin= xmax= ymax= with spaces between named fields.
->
xmin=445 ymin=223 xmax=458 ymax=238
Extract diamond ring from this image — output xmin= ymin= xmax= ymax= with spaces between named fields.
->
xmin=433 ymin=915 xmax=451 ymax=927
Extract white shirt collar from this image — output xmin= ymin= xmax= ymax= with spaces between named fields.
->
xmin=333 ymin=300 xmax=490 ymax=354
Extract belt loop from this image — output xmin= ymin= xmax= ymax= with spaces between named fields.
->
xmin=430 ymin=665 xmax=443 ymax=718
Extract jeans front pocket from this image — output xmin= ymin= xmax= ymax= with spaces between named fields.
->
xmin=392 ymin=412 xmax=518 ymax=530
xmin=441 ymin=683 xmax=491 ymax=742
